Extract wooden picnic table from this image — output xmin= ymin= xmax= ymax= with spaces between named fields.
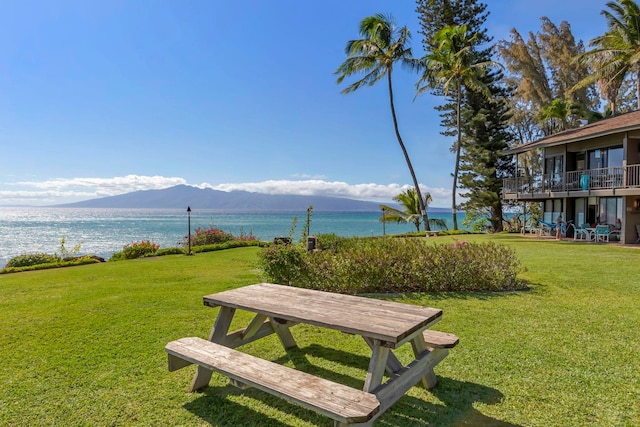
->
xmin=166 ymin=283 xmax=457 ymax=426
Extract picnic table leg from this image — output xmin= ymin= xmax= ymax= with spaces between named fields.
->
xmin=411 ymin=336 xmax=436 ymax=389
xmin=363 ymin=339 xmax=390 ymax=392
xmin=190 ymin=306 xmax=236 ymax=392
xmin=269 ymin=317 xmax=297 ymax=349
xmin=362 ymin=336 xmax=403 ymax=374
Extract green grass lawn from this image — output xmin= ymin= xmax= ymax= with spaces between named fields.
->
xmin=1 ymin=236 xmax=638 ymax=426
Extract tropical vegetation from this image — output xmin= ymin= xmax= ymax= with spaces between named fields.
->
xmin=335 ymin=13 xmax=431 ymax=231
xmin=380 ymin=188 xmax=447 ymax=232
xmin=337 ymin=0 xmax=640 ymax=231
xmin=576 ymin=0 xmax=640 ymax=113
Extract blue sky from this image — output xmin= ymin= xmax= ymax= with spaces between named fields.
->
xmin=1 ymin=0 xmax=606 ymax=207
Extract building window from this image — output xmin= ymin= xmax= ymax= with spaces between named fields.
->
xmin=598 ymin=197 xmax=623 ymax=225
xmin=545 ymin=155 xmax=563 ymax=188
xmin=588 ymin=146 xmax=622 ymax=170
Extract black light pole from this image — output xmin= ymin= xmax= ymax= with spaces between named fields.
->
xmin=187 ymin=206 xmax=192 ymax=255
xmin=382 ymin=207 xmax=386 ymax=236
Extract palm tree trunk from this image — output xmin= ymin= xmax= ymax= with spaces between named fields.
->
xmin=387 ymin=71 xmax=431 ymax=231
xmin=452 ymin=80 xmax=462 ymax=230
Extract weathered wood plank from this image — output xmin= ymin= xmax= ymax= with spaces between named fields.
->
xmin=422 ymin=330 xmax=459 ymax=349
xmin=242 ymin=313 xmax=269 ymax=340
xmin=363 ymin=340 xmax=389 ymax=393
xmin=166 ymin=337 xmax=380 ymax=424
xmin=362 ymin=336 xmax=403 ymax=375
xmin=203 ymin=283 xmax=442 ymax=347
xmin=190 ymin=306 xmax=235 ymax=392
xmin=410 ymin=334 xmax=432 ymax=389
xmin=373 ymin=348 xmax=448 ymax=412
xmin=269 ymin=317 xmax=297 ymax=349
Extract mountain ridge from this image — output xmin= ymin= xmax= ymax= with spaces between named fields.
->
xmin=52 ymin=185 xmax=452 ymax=213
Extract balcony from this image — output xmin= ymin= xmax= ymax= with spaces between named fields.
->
xmin=503 ymin=165 xmax=640 ymax=199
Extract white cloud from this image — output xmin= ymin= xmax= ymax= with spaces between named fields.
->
xmin=16 ymin=175 xmax=187 ymax=193
xmin=1 ymin=175 xmax=451 ymax=207
xmin=200 ymin=179 xmax=450 ymax=207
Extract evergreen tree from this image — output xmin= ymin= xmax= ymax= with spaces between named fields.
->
xmin=416 ymin=0 xmax=489 ymax=50
xmin=496 ymin=17 xmax=597 ymax=132
xmin=415 ymin=0 xmax=490 ymax=141
xmin=459 ymin=69 xmax=514 ymax=232
xmin=416 ymin=0 xmax=510 ymax=230
xmin=418 ymin=25 xmax=495 ymax=230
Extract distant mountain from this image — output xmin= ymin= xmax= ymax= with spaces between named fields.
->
xmin=53 ymin=185 xmax=383 ymax=211
xmin=53 ymin=185 xmax=453 ymax=213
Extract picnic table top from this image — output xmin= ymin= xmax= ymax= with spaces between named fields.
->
xmin=203 ymin=282 xmax=442 ymax=348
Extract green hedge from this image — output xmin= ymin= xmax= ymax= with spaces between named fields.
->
xmin=1 ymin=257 xmax=101 ymax=274
xmin=258 ymin=237 xmax=525 ymax=294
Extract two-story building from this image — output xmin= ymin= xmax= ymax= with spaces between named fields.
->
xmin=503 ymin=110 xmax=640 ymax=244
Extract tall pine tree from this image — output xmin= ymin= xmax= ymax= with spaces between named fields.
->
xmin=459 ymin=69 xmax=514 ymax=232
xmin=416 ymin=0 xmax=512 ymax=230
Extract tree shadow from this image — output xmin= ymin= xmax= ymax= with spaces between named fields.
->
xmin=183 ymin=344 xmax=522 ymax=426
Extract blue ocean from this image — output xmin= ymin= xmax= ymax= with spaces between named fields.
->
xmin=0 ymin=207 xmax=459 ymax=267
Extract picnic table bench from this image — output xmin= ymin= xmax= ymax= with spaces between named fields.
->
xmin=165 ymin=283 xmax=458 ymax=426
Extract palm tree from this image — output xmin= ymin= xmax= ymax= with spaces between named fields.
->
xmin=538 ymin=98 xmax=584 ymax=134
xmin=575 ymin=49 xmax=626 ymax=115
xmin=335 ymin=13 xmax=430 ymax=231
xmin=380 ymin=188 xmax=447 ymax=233
xmin=417 ymin=24 xmax=495 ymax=230
xmin=576 ymin=0 xmax=640 ymax=111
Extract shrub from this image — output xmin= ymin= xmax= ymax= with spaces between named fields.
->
xmin=155 ymin=247 xmax=186 ymax=256
xmin=188 ymin=227 xmax=235 ymax=246
xmin=258 ymin=237 xmax=525 ymax=294
xmin=111 ymin=240 xmax=160 ymax=261
xmin=258 ymin=244 xmax=308 ymax=286
xmin=1 ymin=257 xmax=100 ymax=274
xmin=194 ymin=240 xmax=264 ymax=254
xmin=315 ymin=233 xmax=352 ymax=252
xmin=5 ymin=253 xmax=59 ymax=268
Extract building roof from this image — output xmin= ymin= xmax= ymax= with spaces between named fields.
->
xmin=504 ymin=109 xmax=640 ymax=155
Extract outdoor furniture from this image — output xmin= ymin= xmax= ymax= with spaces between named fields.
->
xmin=582 ymin=226 xmax=597 ymax=242
xmin=537 ymin=220 xmax=556 ymax=236
xmin=636 ymin=224 xmax=640 ymax=244
xmin=165 ymin=283 xmax=458 ymax=426
xmin=594 ymin=225 xmax=611 ymax=242
xmin=608 ymin=225 xmax=621 ymax=241
xmin=574 ymin=224 xmax=593 ymax=241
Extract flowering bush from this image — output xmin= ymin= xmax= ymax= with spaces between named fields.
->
xmin=188 ymin=227 xmax=234 ymax=246
xmin=184 ymin=226 xmax=257 ymax=248
xmin=111 ymin=240 xmax=160 ymax=260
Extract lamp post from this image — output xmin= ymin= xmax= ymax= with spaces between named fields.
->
xmin=382 ymin=207 xmax=386 ymax=236
xmin=187 ymin=206 xmax=192 ymax=255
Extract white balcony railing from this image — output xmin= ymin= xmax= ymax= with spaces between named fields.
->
xmin=503 ymin=165 xmax=640 ymax=196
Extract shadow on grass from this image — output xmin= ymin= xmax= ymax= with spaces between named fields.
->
xmin=184 ymin=344 xmax=521 ymax=427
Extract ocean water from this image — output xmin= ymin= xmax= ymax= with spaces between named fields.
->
xmin=0 ymin=207 xmax=458 ymax=267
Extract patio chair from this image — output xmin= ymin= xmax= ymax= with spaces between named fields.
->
xmin=636 ymin=224 xmax=640 ymax=244
xmin=594 ymin=225 xmax=610 ymax=242
xmin=573 ymin=224 xmax=589 ymax=241
xmin=537 ymin=220 xmax=556 ymax=236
